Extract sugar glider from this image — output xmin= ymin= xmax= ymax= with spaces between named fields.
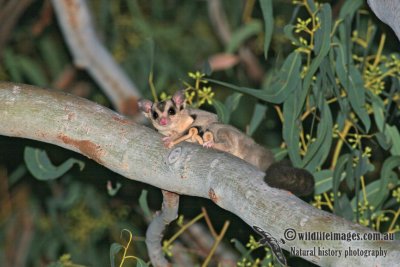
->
xmin=139 ymin=91 xmax=314 ymax=196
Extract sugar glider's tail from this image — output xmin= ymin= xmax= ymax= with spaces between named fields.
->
xmin=264 ymin=160 xmax=314 ymax=196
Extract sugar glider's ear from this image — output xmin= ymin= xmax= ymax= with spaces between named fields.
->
xmin=171 ymin=90 xmax=186 ymax=110
xmin=138 ymin=99 xmax=153 ymax=117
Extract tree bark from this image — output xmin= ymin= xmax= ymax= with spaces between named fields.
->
xmin=51 ymin=0 xmax=141 ymax=116
xmin=368 ymin=0 xmax=400 ymax=42
xmin=0 ymin=82 xmax=399 ymax=266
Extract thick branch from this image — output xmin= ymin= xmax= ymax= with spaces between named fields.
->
xmin=368 ymin=0 xmax=400 ymax=42
xmin=0 ymin=82 xmax=399 ymax=266
xmin=51 ymin=0 xmax=141 ymax=115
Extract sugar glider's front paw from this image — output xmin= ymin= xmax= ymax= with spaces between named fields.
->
xmin=162 ymin=136 xmax=174 ymax=148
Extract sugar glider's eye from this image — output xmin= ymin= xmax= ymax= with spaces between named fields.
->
xmin=168 ymin=107 xmax=176 ymax=115
xmin=152 ymin=111 xmax=159 ymax=119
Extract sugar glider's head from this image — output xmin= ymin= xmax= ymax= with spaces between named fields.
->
xmin=138 ymin=90 xmax=186 ymax=131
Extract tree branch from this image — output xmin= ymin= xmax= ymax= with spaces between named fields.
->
xmin=51 ymin=0 xmax=141 ymax=116
xmin=146 ymin=190 xmax=179 ymax=267
xmin=367 ymin=0 xmax=400 ymax=42
xmin=0 ymin=82 xmax=399 ymax=266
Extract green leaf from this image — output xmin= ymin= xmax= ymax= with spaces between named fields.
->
xmin=351 ymin=180 xmax=381 ymax=210
xmin=302 ymin=101 xmax=333 ymax=171
xmin=16 ymin=56 xmax=48 ymax=87
xmin=333 ymin=154 xmax=351 ymax=213
xmin=272 ymin=148 xmax=287 ymax=161
xmin=349 ymin=66 xmax=370 ymax=131
xmin=376 ymin=132 xmax=391 ymax=151
xmin=231 ymin=239 xmax=253 ymax=260
xmin=371 ymin=95 xmax=385 ymax=132
xmin=259 ymin=0 xmax=273 ymax=59
xmin=9 ymin=164 xmax=27 ymax=186
xmin=110 ymin=243 xmax=123 ymax=267
xmin=283 ymin=25 xmax=300 ymax=46
xmin=302 ymin=4 xmax=331 ymax=96
xmin=24 ymin=147 xmax=84 ymax=181
xmin=369 ymin=156 xmax=400 ymax=208
xmin=335 ymin=195 xmax=354 ymax=221
xmin=335 ymin=46 xmax=370 ymax=131
xmin=225 ymin=93 xmax=243 ymax=117
xmin=282 ymin=87 xmax=302 ymax=166
xmin=213 ymin=99 xmax=229 ymax=124
xmin=386 ymin=125 xmax=400 ymax=156
xmin=3 ymin=49 xmax=23 ymax=82
xmin=208 ymin=51 xmax=301 ymax=104
xmin=226 ymin=20 xmax=262 ymax=53
xmin=314 ymin=169 xmax=334 ymax=195
xmin=38 ymin=36 xmax=65 ymax=80
xmin=248 ymin=103 xmax=267 ymax=136
xmin=338 ymin=0 xmax=363 ymax=20
xmin=136 ymin=258 xmax=148 ymax=267
xmin=139 ymin=189 xmax=152 ymax=220
xmin=212 ymin=93 xmax=243 ymax=124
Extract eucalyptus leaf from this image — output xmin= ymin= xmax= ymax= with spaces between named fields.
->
xmin=282 ymin=87 xmax=302 ymax=166
xmin=259 ymin=0 xmax=273 ymax=59
xmin=314 ymin=169 xmax=334 ymax=195
xmin=335 ymin=195 xmax=354 ymax=221
xmin=3 ymin=49 xmax=23 ymax=82
xmin=351 ymin=180 xmax=381 ymax=210
xmin=212 ymin=93 xmax=242 ymax=124
xmin=386 ymin=125 xmax=400 ymax=156
xmin=9 ymin=164 xmax=27 ymax=186
xmin=38 ymin=36 xmax=65 ymax=80
xmin=226 ymin=20 xmax=262 ymax=53
xmin=371 ymin=95 xmax=385 ymax=132
xmin=16 ymin=56 xmax=49 ymax=87
xmin=302 ymin=101 xmax=333 ymax=171
xmin=283 ymin=25 xmax=300 ymax=46
xmin=110 ymin=243 xmax=123 ymax=267
xmin=225 ymin=93 xmax=243 ymax=117
xmin=376 ymin=132 xmax=391 ymax=151
xmin=248 ymin=103 xmax=268 ymax=136
xmin=213 ymin=99 xmax=229 ymax=124
xmin=369 ymin=156 xmax=400 ymax=208
xmin=302 ymin=4 xmax=331 ymax=98
xmin=24 ymin=147 xmax=85 ymax=181
xmin=139 ymin=189 xmax=152 ymax=220
xmin=333 ymin=154 xmax=351 ymax=213
xmin=335 ymin=46 xmax=370 ymax=131
xmin=136 ymin=258 xmax=148 ymax=267
xmin=208 ymin=51 xmax=301 ymax=104
xmin=338 ymin=0 xmax=363 ymax=20
xmin=231 ymin=239 xmax=253 ymax=260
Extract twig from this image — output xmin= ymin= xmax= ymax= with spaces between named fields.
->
xmin=202 ymin=220 xmax=230 ymax=267
xmin=201 ymin=207 xmax=218 ymax=238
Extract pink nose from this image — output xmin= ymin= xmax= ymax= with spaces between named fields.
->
xmin=160 ymin=117 xmax=168 ymax=126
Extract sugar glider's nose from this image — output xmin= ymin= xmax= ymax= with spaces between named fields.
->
xmin=160 ymin=117 xmax=168 ymax=126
